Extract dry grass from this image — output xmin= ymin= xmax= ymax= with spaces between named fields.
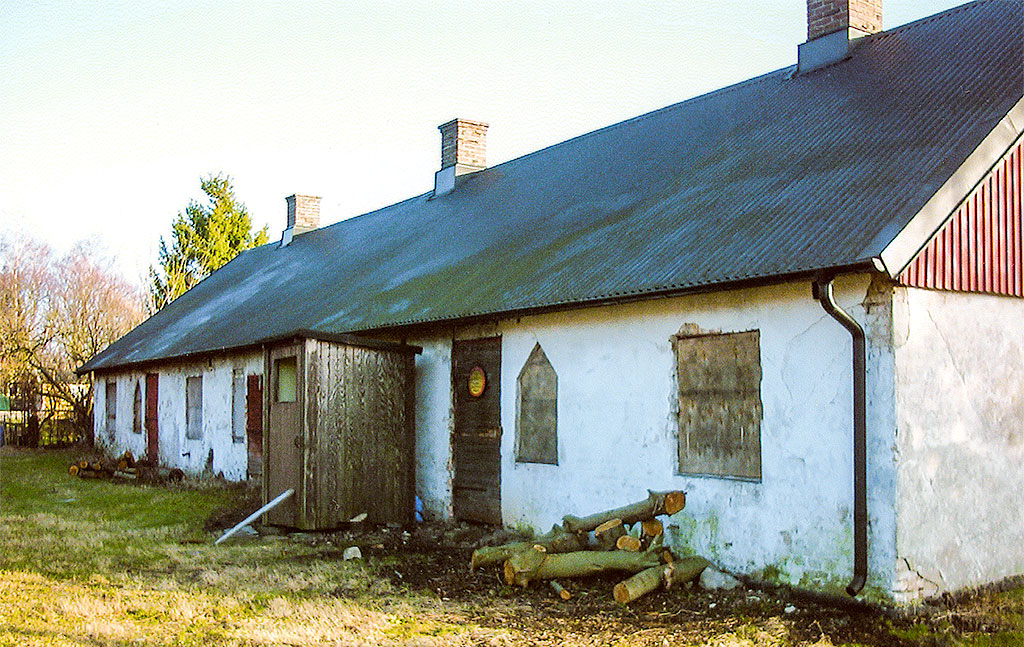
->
xmin=1 ymin=448 xmax=1020 ymax=646
xmin=0 ymin=449 xmax=505 ymax=646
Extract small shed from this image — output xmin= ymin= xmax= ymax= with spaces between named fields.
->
xmin=261 ymin=331 xmax=420 ymax=530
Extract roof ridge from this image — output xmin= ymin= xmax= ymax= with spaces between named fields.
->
xmin=482 ymin=65 xmax=794 ymax=173
xmin=871 ymin=0 xmax=1003 ymax=43
xmin=312 ymin=65 xmax=796 ymax=234
xmin=311 ymin=189 xmax=432 ymax=233
xmin=313 ymin=2 xmax=1016 ymax=236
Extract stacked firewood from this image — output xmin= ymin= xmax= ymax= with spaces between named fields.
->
xmin=66 ymin=451 xmax=184 ymax=483
xmin=471 ymin=490 xmax=711 ymax=604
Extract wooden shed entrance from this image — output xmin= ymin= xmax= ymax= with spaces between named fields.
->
xmin=262 ymin=332 xmax=420 ymax=530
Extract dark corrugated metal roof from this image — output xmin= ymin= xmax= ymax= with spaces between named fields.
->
xmin=82 ymin=0 xmax=1024 ymax=373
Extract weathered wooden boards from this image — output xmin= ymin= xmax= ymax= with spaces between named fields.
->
xmin=471 ymin=489 xmax=708 ymax=604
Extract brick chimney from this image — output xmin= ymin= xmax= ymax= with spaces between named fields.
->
xmin=434 ymin=118 xmax=488 ymax=196
xmin=799 ymin=0 xmax=882 ymax=73
xmin=280 ymin=194 xmax=321 ymax=247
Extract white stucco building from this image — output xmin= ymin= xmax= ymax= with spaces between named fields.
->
xmin=84 ymin=0 xmax=1023 ymax=603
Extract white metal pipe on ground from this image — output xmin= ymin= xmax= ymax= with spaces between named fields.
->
xmin=214 ymin=488 xmax=294 ymax=545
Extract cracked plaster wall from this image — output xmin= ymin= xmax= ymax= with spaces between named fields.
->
xmin=408 ymin=275 xmax=899 ymax=596
xmin=892 ymin=287 xmax=1024 ymax=601
xmin=94 ymin=352 xmax=262 ymax=480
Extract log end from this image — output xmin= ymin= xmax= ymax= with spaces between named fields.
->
xmin=641 ymin=518 xmax=663 ymax=538
xmin=503 ymin=560 xmax=516 ymax=586
xmin=549 ymin=580 xmax=572 ymax=600
xmin=664 ymin=491 xmax=686 ymax=516
xmin=612 ymin=582 xmax=631 ymax=604
xmin=616 ymin=535 xmax=642 ymax=552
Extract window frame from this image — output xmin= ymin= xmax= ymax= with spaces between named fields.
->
xmin=185 ymin=375 xmax=203 ymax=440
xmin=104 ymin=380 xmax=117 ymax=438
xmin=132 ymin=381 xmax=143 ymax=434
xmin=275 ymin=357 xmax=297 ymax=403
xmin=231 ymin=369 xmax=246 ymax=443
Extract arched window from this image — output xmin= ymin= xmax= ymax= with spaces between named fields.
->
xmin=132 ymin=381 xmax=143 ymax=434
xmin=515 ymin=343 xmax=558 ymax=465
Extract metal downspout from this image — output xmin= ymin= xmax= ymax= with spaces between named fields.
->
xmin=811 ymin=276 xmax=868 ymax=597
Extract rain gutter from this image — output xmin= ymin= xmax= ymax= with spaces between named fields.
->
xmin=811 ymin=274 xmax=868 ymax=597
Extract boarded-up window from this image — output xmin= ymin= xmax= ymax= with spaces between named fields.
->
xmin=185 ymin=376 xmax=203 ymax=440
xmin=231 ymin=369 xmax=245 ymax=443
xmin=246 ymin=375 xmax=263 ymax=434
xmin=132 ymin=381 xmax=143 ymax=434
xmin=276 ymin=357 xmax=297 ymax=402
xmin=245 ymin=374 xmax=263 ymax=466
xmin=675 ymin=330 xmax=762 ymax=480
xmin=105 ymin=381 xmax=117 ymax=439
xmin=516 ymin=343 xmax=558 ymax=464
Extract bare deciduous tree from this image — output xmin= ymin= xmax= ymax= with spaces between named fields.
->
xmin=1 ymin=235 xmax=145 ymax=445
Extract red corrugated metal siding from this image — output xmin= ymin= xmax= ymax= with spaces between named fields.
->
xmin=899 ymin=138 xmax=1024 ymax=297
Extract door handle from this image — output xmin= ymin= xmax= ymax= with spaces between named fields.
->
xmin=293 ymin=436 xmax=303 ymax=449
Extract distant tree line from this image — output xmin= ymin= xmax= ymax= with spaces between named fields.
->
xmin=0 ymin=237 xmax=145 ymax=445
xmin=1 ymin=173 xmax=266 ymax=447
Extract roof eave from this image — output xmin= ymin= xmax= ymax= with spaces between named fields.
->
xmin=79 ymin=329 xmax=422 ymax=376
xmin=877 ymin=95 xmax=1024 ymax=279
xmin=81 ymin=261 xmax=878 ymax=375
xmin=357 ymin=260 xmax=881 ymax=337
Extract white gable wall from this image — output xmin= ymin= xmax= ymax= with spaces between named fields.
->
xmin=93 ymin=351 xmax=262 ymax=480
xmin=892 ymin=287 xmax=1024 ymax=601
xmin=409 ymin=274 xmax=900 ymax=598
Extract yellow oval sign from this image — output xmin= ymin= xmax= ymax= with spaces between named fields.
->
xmin=468 ymin=365 xmax=487 ymax=397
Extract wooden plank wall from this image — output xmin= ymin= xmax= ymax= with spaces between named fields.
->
xmin=899 ymin=137 xmax=1023 ymax=296
xmin=304 ymin=340 xmax=415 ymax=528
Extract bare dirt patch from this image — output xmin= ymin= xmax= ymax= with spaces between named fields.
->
xmin=213 ymin=520 xmax=1023 ymax=646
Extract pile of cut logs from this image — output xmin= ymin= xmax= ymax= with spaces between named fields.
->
xmin=471 ymin=490 xmax=711 ymax=604
xmin=67 ymin=451 xmax=184 ymax=483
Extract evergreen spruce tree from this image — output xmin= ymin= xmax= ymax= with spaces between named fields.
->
xmin=150 ymin=174 xmax=268 ymax=310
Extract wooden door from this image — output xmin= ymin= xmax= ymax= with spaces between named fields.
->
xmin=452 ymin=337 xmax=502 ymax=524
xmin=265 ymin=345 xmax=303 ymax=526
xmin=245 ymin=374 xmax=263 ymax=479
xmin=144 ymin=373 xmax=158 ymax=464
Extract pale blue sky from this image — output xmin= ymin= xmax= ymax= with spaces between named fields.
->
xmin=0 ymin=1 xmax=966 ymax=282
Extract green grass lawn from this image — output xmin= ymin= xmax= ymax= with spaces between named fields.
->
xmin=0 ymin=448 xmax=1020 ymax=647
xmin=0 ymin=448 xmax=488 ymax=646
